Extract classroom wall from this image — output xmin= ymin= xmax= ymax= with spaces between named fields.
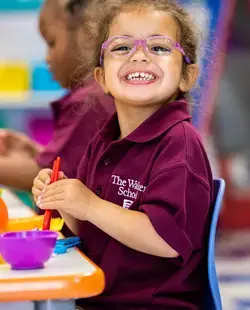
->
xmin=0 ymin=0 xmax=62 ymax=145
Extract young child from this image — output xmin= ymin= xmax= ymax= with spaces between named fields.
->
xmin=33 ymin=0 xmax=213 ymax=309
xmin=0 ymin=0 xmax=114 ymax=191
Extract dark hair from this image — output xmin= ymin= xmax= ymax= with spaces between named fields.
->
xmin=79 ymin=0 xmax=200 ymax=92
xmin=66 ymin=0 xmax=87 ymax=14
xmin=65 ymin=0 xmax=87 ymax=29
xmin=43 ymin=0 xmax=87 ymax=29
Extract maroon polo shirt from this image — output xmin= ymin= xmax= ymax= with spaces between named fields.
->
xmin=36 ymin=81 xmax=115 ymax=178
xmin=76 ymin=99 xmax=213 ymax=310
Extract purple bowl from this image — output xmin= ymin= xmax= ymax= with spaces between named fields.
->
xmin=0 ymin=230 xmax=58 ymax=270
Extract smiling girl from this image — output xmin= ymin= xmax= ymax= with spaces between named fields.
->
xmin=33 ymin=0 xmax=213 ymax=309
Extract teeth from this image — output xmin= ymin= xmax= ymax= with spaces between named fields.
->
xmin=126 ymin=72 xmax=156 ymax=81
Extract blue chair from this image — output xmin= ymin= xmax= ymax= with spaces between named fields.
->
xmin=204 ymin=178 xmax=225 ymax=310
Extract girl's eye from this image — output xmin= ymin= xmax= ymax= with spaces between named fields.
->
xmin=151 ymin=45 xmax=171 ymax=53
xmin=110 ymin=45 xmax=132 ymax=54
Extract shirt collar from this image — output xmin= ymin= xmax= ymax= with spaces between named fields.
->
xmin=51 ymin=87 xmax=78 ymax=111
xmin=99 ymin=99 xmax=191 ymax=143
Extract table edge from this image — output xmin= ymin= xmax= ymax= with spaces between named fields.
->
xmin=0 ymin=190 xmax=105 ymax=301
xmin=0 ymin=260 xmax=105 ymax=301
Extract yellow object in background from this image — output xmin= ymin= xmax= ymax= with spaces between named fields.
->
xmin=0 ymin=61 xmax=30 ymax=99
xmin=7 ymin=216 xmax=64 ymax=232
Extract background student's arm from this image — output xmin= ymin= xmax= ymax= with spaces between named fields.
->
xmin=0 ymin=129 xmax=43 ymax=191
xmin=0 ymin=154 xmax=41 ymax=191
xmin=0 ymin=129 xmax=43 ymax=157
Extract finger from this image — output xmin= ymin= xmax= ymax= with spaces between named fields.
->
xmin=59 ymin=171 xmax=67 ymax=180
xmin=6 ymin=130 xmax=28 ymax=142
xmin=39 ymin=193 xmax=64 ymax=205
xmin=37 ymin=194 xmax=65 ymax=209
xmin=0 ymin=130 xmax=8 ymax=138
xmin=33 ymin=177 xmax=46 ymax=191
xmin=32 ymin=186 xmax=42 ymax=199
xmin=41 ymin=185 xmax=65 ymax=199
xmin=38 ymin=169 xmax=53 ymax=185
xmin=42 ymin=179 xmax=68 ymax=193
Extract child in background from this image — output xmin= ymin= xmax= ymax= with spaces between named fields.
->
xmin=33 ymin=0 xmax=213 ymax=309
xmin=0 ymin=0 xmax=114 ymax=191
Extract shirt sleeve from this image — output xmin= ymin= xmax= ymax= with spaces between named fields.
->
xmin=139 ymin=164 xmax=211 ymax=265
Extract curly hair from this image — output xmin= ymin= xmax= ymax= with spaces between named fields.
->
xmin=78 ymin=0 xmax=200 ymax=84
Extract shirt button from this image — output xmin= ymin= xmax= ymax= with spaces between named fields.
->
xmin=95 ymin=187 xmax=102 ymax=196
xmin=104 ymin=157 xmax=112 ymax=166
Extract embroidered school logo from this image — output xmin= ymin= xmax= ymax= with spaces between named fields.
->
xmin=123 ymin=199 xmax=133 ymax=209
xmin=111 ymin=175 xmax=147 ymax=208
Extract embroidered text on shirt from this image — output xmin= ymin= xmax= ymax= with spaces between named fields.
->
xmin=111 ymin=174 xmax=147 ymax=204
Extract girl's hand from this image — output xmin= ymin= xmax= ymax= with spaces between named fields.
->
xmin=0 ymin=129 xmax=43 ymax=157
xmin=33 ymin=176 xmax=98 ymax=221
xmin=32 ymin=168 xmax=66 ymax=202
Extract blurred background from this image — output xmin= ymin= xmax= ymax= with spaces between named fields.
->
xmin=0 ymin=0 xmax=250 ymax=308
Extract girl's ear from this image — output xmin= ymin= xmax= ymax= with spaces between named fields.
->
xmin=179 ymin=64 xmax=199 ymax=92
xmin=94 ymin=67 xmax=110 ymax=94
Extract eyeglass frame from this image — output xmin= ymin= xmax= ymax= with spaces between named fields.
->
xmin=99 ymin=35 xmax=191 ymax=65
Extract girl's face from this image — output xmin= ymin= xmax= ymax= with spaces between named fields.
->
xmin=39 ymin=5 xmax=80 ymax=88
xmin=95 ymin=8 xmax=198 ymax=107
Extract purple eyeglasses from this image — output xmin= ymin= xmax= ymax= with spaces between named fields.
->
xmin=100 ymin=35 xmax=191 ymax=65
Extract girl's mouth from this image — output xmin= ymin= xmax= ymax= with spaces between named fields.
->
xmin=123 ymin=71 xmax=158 ymax=85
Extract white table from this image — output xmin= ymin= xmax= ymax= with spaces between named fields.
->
xmin=0 ymin=189 xmax=105 ymax=310
xmin=2 ymin=189 xmax=35 ymax=219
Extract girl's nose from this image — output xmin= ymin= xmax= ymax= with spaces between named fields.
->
xmin=129 ymin=42 xmax=150 ymax=62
